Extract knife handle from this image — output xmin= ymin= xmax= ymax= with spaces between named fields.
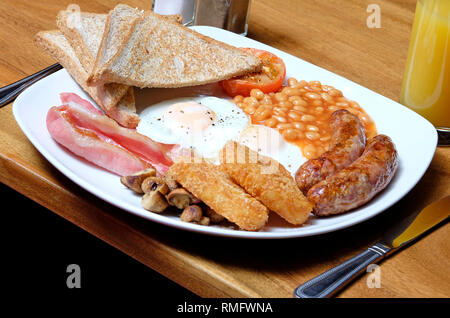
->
xmin=294 ymin=243 xmax=391 ymax=298
xmin=0 ymin=63 xmax=62 ymax=108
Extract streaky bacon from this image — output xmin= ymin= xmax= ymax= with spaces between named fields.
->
xmin=60 ymin=104 xmax=173 ymax=174
xmin=56 ymin=93 xmax=175 ymax=175
xmin=60 ymin=92 xmax=103 ymax=115
xmin=47 ymin=106 xmax=151 ymax=176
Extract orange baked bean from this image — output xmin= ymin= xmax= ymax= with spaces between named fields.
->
xmin=287 ymin=78 xmax=298 ymax=87
xmin=277 ymin=123 xmax=294 ymax=130
xmin=274 ymin=93 xmax=288 ymax=102
xmin=329 ymin=89 xmax=343 ymax=97
xmin=282 ymin=128 xmax=301 ymax=141
xmin=306 ymin=125 xmax=319 ymax=132
xmin=278 ymin=101 xmax=293 ymax=108
xmin=293 ymin=105 xmax=307 ymax=112
xmin=321 ymin=93 xmax=333 ymax=103
xmin=295 ymin=80 xmax=308 ymax=88
xmin=312 ymin=100 xmax=323 ymax=107
xmin=261 ymin=95 xmax=273 ymax=104
xmin=264 ymin=117 xmax=278 ymax=127
xmin=315 ymin=106 xmax=324 ymax=113
xmin=328 ymin=106 xmax=339 ymax=112
xmin=233 ymin=95 xmax=244 ymax=103
xmin=303 ymin=144 xmax=317 ymax=159
xmin=304 ymin=92 xmax=321 ymax=100
xmin=273 ymin=109 xmax=287 ymax=117
xmin=281 ymin=87 xmax=298 ymax=96
xmin=309 ymin=86 xmax=322 ymax=92
xmin=254 ymin=109 xmax=271 ymax=121
xmin=292 ymin=122 xmax=306 ymax=130
xmin=288 ymin=110 xmax=302 ymax=121
xmin=301 ymin=114 xmax=316 ymax=122
xmin=272 ymin=115 xmax=287 ymax=123
xmin=244 ymin=105 xmax=256 ymax=114
xmin=350 ymin=101 xmax=360 ymax=108
xmin=291 ymin=98 xmax=308 ymax=107
xmin=305 ymin=131 xmax=320 ymax=140
xmin=250 ymin=89 xmax=265 ymax=100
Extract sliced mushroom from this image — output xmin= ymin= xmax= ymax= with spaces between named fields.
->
xmin=199 ymin=216 xmax=210 ymax=226
xmin=141 ymin=177 xmax=169 ymax=195
xmin=162 ymin=170 xmax=180 ymax=191
xmin=180 ymin=205 xmax=203 ymax=223
xmin=166 ymin=188 xmax=197 ymax=210
xmin=204 ymin=206 xmax=225 ymax=223
xmin=141 ymin=191 xmax=169 ymax=213
xmin=120 ymin=167 xmax=156 ymax=193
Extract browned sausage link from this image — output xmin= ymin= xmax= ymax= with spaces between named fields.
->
xmin=307 ymin=134 xmax=398 ymax=216
xmin=295 ymin=109 xmax=366 ymax=194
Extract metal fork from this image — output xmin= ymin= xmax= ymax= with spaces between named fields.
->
xmin=0 ymin=63 xmax=62 ymax=108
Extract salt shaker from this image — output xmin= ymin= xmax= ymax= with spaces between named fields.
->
xmin=194 ymin=0 xmax=252 ymax=35
xmin=152 ymin=0 xmax=195 ymax=25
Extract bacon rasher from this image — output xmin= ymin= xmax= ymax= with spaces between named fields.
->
xmin=46 ymin=93 xmax=175 ymax=175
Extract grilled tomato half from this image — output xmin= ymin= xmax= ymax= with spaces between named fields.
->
xmin=221 ymin=48 xmax=286 ymax=97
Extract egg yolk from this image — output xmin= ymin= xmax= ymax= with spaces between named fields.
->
xmin=163 ymin=101 xmax=216 ymax=133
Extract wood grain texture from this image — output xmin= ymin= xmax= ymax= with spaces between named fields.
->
xmin=0 ymin=0 xmax=449 ymax=298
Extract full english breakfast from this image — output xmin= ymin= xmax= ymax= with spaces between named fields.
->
xmin=34 ymin=3 xmax=399 ymax=231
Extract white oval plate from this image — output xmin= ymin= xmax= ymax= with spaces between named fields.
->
xmin=13 ymin=26 xmax=437 ymax=239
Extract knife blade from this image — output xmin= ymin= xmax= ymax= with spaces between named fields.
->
xmin=294 ymin=195 xmax=450 ymax=298
xmin=381 ymin=195 xmax=449 ymax=249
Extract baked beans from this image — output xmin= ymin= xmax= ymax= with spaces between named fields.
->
xmin=232 ymin=78 xmax=377 ymax=159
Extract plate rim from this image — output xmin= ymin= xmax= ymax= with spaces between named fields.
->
xmin=12 ymin=26 xmax=438 ymax=239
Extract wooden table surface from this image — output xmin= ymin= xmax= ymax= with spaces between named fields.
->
xmin=1 ymin=0 xmax=449 ymax=298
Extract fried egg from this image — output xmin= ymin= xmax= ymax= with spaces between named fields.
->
xmin=137 ymin=97 xmax=250 ymax=161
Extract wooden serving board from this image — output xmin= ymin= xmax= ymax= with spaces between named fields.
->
xmin=0 ymin=0 xmax=449 ymax=297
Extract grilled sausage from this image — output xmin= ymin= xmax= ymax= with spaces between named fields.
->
xmin=307 ymin=134 xmax=398 ymax=216
xmin=295 ymin=109 xmax=366 ymax=193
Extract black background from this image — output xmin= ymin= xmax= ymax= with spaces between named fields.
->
xmin=2 ymin=182 xmax=196 ymax=298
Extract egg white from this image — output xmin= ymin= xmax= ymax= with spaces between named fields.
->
xmin=137 ymin=96 xmax=250 ymax=161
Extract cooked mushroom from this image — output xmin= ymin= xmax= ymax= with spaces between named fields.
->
xmin=166 ymin=188 xmax=197 ymax=209
xmin=162 ymin=170 xmax=180 ymax=191
xmin=141 ymin=177 xmax=169 ymax=195
xmin=120 ymin=167 xmax=156 ymax=193
xmin=141 ymin=191 xmax=169 ymax=213
xmin=199 ymin=216 xmax=210 ymax=226
xmin=204 ymin=206 xmax=225 ymax=223
xmin=180 ymin=205 xmax=203 ymax=223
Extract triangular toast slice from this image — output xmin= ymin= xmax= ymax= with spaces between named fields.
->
xmin=88 ymin=4 xmax=262 ymax=88
xmin=56 ymin=7 xmax=138 ymax=127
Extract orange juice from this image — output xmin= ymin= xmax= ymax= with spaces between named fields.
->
xmin=400 ymin=0 xmax=450 ymax=128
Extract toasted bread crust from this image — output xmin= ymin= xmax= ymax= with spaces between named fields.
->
xmin=56 ymin=10 xmax=101 ymax=71
xmin=88 ymin=4 xmax=262 ymax=88
xmin=88 ymin=4 xmax=144 ymax=86
xmin=107 ymin=87 xmax=140 ymax=128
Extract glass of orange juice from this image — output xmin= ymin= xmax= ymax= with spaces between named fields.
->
xmin=400 ymin=0 xmax=450 ymax=145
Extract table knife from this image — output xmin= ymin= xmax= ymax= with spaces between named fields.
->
xmin=294 ymin=195 xmax=450 ymax=298
xmin=0 ymin=63 xmax=62 ymax=108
